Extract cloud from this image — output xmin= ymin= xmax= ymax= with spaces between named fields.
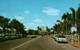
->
xmin=24 ymin=10 xmax=30 ymax=14
xmin=14 ymin=15 xmax=24 ymax=20
xmin=27 ymin=23 xmax=35 ymax=26
xmin=33 ymin=19 xmax=42 ymax=23
xmin=42 ymin=7 xmax=60 ymax=16
xmin=25 ymin=23 xmax=37 ymax=30
xmin=0 ymin=13 xmax=6 ymax=16
xmin=25 ymin=22 xmax=44 ymax=30
xmin=25 ymin=23 xmax=36 ymax=28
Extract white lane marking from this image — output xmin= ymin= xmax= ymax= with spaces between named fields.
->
xmin=10 ymin=36 xmax=41 ymax=50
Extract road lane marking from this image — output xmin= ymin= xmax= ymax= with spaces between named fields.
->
xmin=10 ymin=36 xmax=41 ymax=50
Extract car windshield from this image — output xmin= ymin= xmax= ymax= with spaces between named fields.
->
xmin=55 ymin=35 xmax=59 ymax=37
xmin=56 ymin=35 xmax=66 ymax=38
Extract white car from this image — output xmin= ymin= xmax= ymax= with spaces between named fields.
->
xmin=31 ymin=35 xmax=36 ymax=38
xmin=55 ymin=35 xmax=67 ymax=43
xmin=51 ymin=34 xmax=57 ymax=39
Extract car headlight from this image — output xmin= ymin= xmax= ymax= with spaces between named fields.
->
xmin=57 ymin=39 xmax=60 ymax=41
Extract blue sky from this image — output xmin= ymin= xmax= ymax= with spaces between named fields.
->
xmin=0 ymin=0 xmax=80 ymax=30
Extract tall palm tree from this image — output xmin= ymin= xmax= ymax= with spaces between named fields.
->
xmin=53 ymin=24 xmax=61 ymax=34
xmin=61 ymin=12 xmax=72 ymax=42
xmin=62 ymin=13 xmax=68 ymax=35
xmin=70 ymin=7 xmax=76 ymax=26
xmin=70 ymin=8 xmax=75 ymax=19
xmin=76 ymin=6 xmax=80 ymax=44
xmin=70 ymin=7 xmax=79 ymax=43
xmin=57 ymin=20 xmax=64 ymax=34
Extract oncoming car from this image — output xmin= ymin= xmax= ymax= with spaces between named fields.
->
xmin=55 ymin=35 xmax=67 ymax=43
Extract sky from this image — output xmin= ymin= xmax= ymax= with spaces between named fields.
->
xmin=0 ymin=0 xmax=80 ymax=30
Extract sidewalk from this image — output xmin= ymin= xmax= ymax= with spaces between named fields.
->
xmin=68 ymin=41 xmax=80 ymax=49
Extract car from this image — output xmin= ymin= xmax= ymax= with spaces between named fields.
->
xmin=73 ymin=34 xmax=78 ymax=42
xmin=18 ymin=34 xmax=23 ymax=38
xmin=4 ymin=35 xmax=9 ymax=40
xmin=55 ymin=35 xmax=67 ymax=43
xmin=8 ymin=35 xmax=14 ymax=40
xmin=31 ymin=35 xmax=36 ymax=38
xmin=51 ymin=34 xmax=56 ymax=39
xmin=0 ymin=34 xmax=6 ymax=41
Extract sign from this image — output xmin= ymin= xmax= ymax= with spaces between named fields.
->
xmin=71 ymin=26 xmax=77 ymax=32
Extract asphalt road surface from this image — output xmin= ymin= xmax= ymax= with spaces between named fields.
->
xmin=0 ymin=35 xmax=79 ymax=50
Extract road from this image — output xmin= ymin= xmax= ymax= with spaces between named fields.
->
xmin=0 ymin=38 xmax=32 ymax=50
xmin=0 ymin=35 xmax=79 ymax=50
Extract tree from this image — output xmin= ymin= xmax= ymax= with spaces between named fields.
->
xmin=62 ymin=12 xmax=72 ymax=34
xmin=70 ymin=8 xmax=75 ymax=19
xmin=37 ymin=26 xmax=40 ymax=31
xmin=9 ymin=19 xmax=26 ymax=35
xmin=46 ymin=26 xmax=50 ymax=32
xmin=76 ymin=5 xmax=80 ymax=44
xmin=57 ymin=20 xmax=64 ymax=34
xmin=28 ymin=29 xmax=34 ymax=35
xmin=0 ymin=16 xmax=4 ymax=33
xmin=53 ymin=24 xmax=61 ymax=34
xmin=2 ymin=18 xmax=10 ymax=34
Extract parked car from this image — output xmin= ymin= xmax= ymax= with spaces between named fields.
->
xmin=18 ymin=34 xmax=23 ymax=38
xmin=31 ymin=35 xmax=36 ymax=38
xmin=5 ymin=35 xmax=9 ymax=40
xmin=8 ymin=34 xmax=14 ymax=40
xmin=73 ymin=34 xmax=78 ymax=42
xmin=55 ymin=35 xmax=67 ymax=43
xmin=51 ymin=34 xmax=57 ymax=39
xmin=0 ymin=34 xmax=6 ymax=41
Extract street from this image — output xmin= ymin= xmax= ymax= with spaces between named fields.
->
xmin=0 ymin=35 xmax=79 ymax=50
xmin=0 ymin=37 xmax=32 ymax=50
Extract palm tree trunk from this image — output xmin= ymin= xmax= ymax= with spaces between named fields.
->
xmin=78 ymin=32 xmax=79 ymax=44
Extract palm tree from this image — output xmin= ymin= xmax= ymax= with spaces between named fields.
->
xmin=76 ymin=6 xmax=80 ymax=44
xmin=70 ymin=7 xmax=76 ymax=26
xmin=37 ymin=26 xmax=40 ymax=31
xmin=62 ymin=13 xmax=68 ymax=35
xmin=46 ymin=26 xmax=50 ymax=35
xmin=61 ymin=12 xmax=72 ymax=42
xmin=70 ymin=8 xmax=75 ymax=19
xmin=53 ymin=24 xmax=61 ymax=34
xmin=57 ymin=20 xmax=64 ymax=35
xmin=70 ymin=7 xmax=79 ymax=43
xmin=46 ymin=26 xmax=50 ymax=32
